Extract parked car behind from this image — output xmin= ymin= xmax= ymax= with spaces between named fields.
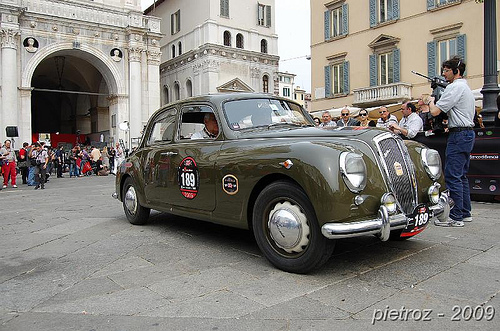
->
xmin=114 ymin=93 xmax=452 ymax=273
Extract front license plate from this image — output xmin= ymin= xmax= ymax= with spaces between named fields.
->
xmin=401 ymin=204 xmax=432 ymax=237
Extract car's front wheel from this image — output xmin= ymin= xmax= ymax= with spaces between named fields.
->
xmin=122 ymin=177 xmax=150 ymax=225
xmin=252 ymin=180 xmax=335 ymax=273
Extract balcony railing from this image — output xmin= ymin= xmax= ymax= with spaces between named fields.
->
xmin=353 ymin=82 xmax=412 ymax=107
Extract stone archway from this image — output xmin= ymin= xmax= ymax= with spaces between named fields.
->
xmin=20 ymin=43 xmax=127 ymax=146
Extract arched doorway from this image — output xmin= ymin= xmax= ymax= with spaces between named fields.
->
xmin=22 ymin=45 xmax=124 ymax=147
xmin=31 ymin=54 xmax=109 ymax=135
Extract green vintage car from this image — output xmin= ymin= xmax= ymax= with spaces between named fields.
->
xmin=113 ymin=93 xmax=452 ymax=273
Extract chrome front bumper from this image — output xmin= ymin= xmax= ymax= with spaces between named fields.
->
xmin=321 ymin=191 xmax=452 ymax=242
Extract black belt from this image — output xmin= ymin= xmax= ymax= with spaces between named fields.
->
xmin=449 ymin=127 xmax=473 ymax=132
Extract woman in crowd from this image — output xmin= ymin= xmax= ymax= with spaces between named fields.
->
xmin=357 ymin=109 xmax=375 ymax=127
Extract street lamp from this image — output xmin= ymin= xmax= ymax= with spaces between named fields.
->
xmin=480 ymin=0 xmax=500 ymax=125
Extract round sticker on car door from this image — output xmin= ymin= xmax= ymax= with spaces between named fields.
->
xmin=222 ymin=174 xmax=239 ymax=195
xmin=178 ymin=156 xmax=200 ymax=199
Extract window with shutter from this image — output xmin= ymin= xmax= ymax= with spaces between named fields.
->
xmin=393 ymin=48 xmax=400 ymax=83
xmin=170 ymin=13 xmax=174 ymax=35
xmin=283 ymin=87 xmax=290 ymax=97
xmin=257 ymin=4 xmax=271 ymax=27
xmin=266 ymin=5 xmax=271 ymax=27
xmin=343 ymin=61 xmax=350 ymax=94
xmin=171 ymin=10 xmax=180 ymax=35
xmin=342 ymin=3 xmax=349 ymax=35
xmin=325 ymin=60 xmax=350 ymax=97
xmin=370 ymin=0 xmax=399 ymax=27
xmin=324 ymin=65 xmax=331 ymax=98
xmin=428 ymin=34 xmax=466 ymax=77
xmin=428 ymin=0 xmax=461 ymax=10
xmin=427 ymin=40 xmax=437 ymax=77
xmin=220 ymin=0 xmax=229 ymax=17
xmin=369 ymin=0 xmax=377 ymax=27
xmin=324 ymin=10 xmax=330 ymax=41
xmin=369 ymin=54 xmax=377 ymax=86
xmin=324 ymin=3 xmax=349 ymax=41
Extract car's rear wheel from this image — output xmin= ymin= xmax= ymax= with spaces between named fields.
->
xmin=122 ymin=177 xmax=150 ymax=225
xmin=252 ymin=180 xmax=335 ymax=273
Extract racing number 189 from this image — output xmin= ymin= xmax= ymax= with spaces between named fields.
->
xmin=180 ymin=172 xmax=196 ymax=188
xmin=416 ymin=213 xmax=429 ymax=226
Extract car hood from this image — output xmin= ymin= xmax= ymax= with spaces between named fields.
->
xmin=229 ymin=126 xmax=388 ymax=140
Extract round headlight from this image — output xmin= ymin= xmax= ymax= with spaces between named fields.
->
xmin=421 ymin=148 xmax=442 ymax=180
xmin=381 ymin=193 xmax=397 ymax=214
xmin=340 ymin=152 xmax=367 ymax=193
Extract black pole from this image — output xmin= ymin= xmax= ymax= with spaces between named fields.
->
xmin=480 ymin=0 xmax=500 ymax=126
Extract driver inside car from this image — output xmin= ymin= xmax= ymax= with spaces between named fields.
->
xmin=191 ymin=112 xmax=219 ymax=139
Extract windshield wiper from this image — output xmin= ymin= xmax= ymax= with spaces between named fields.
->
xmin=267 ymin=122 xmax=311 ymax=129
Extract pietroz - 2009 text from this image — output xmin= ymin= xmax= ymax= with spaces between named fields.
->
xmin=371 ymin=305 xmax=495 ymax=325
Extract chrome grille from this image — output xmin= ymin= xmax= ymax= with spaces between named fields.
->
xmin=375 ymin=135 xmax=417 ymax=214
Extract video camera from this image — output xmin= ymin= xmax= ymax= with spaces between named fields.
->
xmin=411 ymin=71 xmax=449 ymax=133
xmin=411 ymin=71 xmax=448 ymax=101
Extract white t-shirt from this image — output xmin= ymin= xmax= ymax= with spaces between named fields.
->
xmin=398 ymin=112 xmax=423 ymax=139
xmin=436 ymin=78 xmax=475 ymax=128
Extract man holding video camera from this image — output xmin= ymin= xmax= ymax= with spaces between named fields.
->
xmin=429 ymin=56 xmax=475 ymax=227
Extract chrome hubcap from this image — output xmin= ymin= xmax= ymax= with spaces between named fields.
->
xmin=268 ymin=201 xmax=310 ymax=253
xmin=124 ymin=186 xmax=138 ymax=215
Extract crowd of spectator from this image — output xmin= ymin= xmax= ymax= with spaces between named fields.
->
xmin=0 ymin=141 xmax=124 ymax=191
xmin=311 ymin=93 xmax=484 ymax=140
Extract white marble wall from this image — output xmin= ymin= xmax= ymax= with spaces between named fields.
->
xmin=0 ymin=0 xmax=161 ymax=146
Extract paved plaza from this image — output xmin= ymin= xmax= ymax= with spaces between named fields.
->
xmin=0 ymin=175 xmax=499 ymax=330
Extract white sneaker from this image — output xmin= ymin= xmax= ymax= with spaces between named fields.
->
xmin=2 ymin=185 xmax=6 ymax=189
xmin=434 ymin=219 xmax=465 ymax=227
xmin=463 ymin=216 xmax=472 ymax=222
xmin=12 ymin=185 xmax=17 ymax=188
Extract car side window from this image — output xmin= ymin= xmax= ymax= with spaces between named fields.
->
xmin=178 ymin=105 xmax=217 ymax=140
xmin=147 ymin=110 xmax=176 ymax=145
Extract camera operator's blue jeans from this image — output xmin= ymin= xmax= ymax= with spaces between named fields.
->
xmin=445 ymin=130 xmax=475 ymax=221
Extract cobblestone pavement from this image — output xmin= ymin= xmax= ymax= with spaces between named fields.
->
xmin=0 ymin=175 xmax=499 ymax=331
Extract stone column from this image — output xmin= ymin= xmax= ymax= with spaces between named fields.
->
xmin=251 ymin=66 xmax=261 ymax=92
xmin=128 ymin=47 xmax=143 ymax=148
xmin=1 ymin=28 xmax=20 ymax=141
xmin=147 ymin=47 xmax=161 ymax=117
xmin=108 ymin=94 xmax=129 ymax=147
xmin=19 ymin=87 xmax=33 ymax=144
xmin=203 ymin=55 xmax=220 ymax=94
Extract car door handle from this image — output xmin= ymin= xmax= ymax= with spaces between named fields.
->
xmin=161 ymin=152 xmax=178 ymax=156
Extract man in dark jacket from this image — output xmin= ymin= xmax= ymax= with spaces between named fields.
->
xmin=336 ymin=108 xmax=360 ymax=127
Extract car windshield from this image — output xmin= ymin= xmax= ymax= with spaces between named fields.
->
xmin=223 ymin=98 xmax=313 ymax=131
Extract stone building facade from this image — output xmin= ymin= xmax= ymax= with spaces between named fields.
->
xmin=310 ymin=0 xmax=500 ymax=112
xmin=144 ymin=0 xmax=279 ymax=105
xmin=0 ymin=0 xmax=161 ymax=148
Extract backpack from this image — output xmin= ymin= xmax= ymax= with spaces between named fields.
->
xmin=17 ymin=148 xmax=27 ymax=163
